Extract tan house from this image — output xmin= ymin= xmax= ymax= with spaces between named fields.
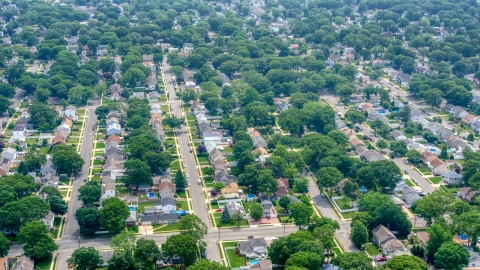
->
xmin=372 ymin=225 xmax=404 ymax=253
xmin=421 ymin=151 xmax=436 ymax=164
xmin=221 ymin=182 xmax=241 ymax=199
xmin=428 ymin=158 xmax=448 ymax=175
xmin=159 ymin=181 xmax=176 ymax=198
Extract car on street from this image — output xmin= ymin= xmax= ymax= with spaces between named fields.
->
xmin=186 ymin=173 xmax=189 ymax=178
xmin=197 ymin=179 xmax=201 ymax=184
xmin=83 ymin=178 xmax=86 ymax=182
xmin=188 ymin=143 xmax=190 ymax=146
xmin=184 ymin=164 xmax=187 ymax=168
xmin=320 ymin=194 xmax=325 ymax=198
xmin=188 ymin=180 xmax=191 ymax=186
xmin=190 ymin=149 xmax=192 ymax=153
xmin=376 ymin=257 xmax=387 ymax=262
xmin=404 ymin=170 xmax=409 ymax=174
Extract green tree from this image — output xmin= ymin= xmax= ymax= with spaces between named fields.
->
xmin=78 ymin=181 xmax=101 ymax=206
xmin=124 ymin=159 xmax=152 ymax=189
xmin=180 ymin=89 xmax=197 ymax=104
xmin=0 ymin=196 xmax=50 ymax=232
xmin=279 ymin=196 xmax=291 ymax=213
xmin=385 ymin=255 xmax=428 ymax=270
xmin=109 ymin=229 xmax=136 ymax=267
xmin=293 ymin=176 xmax=309 ymax=193
xmin=426 ymin=224 xmax=451 ymax=261
xmin=331 ymin=252 xmax=373 ymax=270
xmin=178 ymin=214 xmax=208 ymax=246
xmin=377 ymin=139 xmax=389 ymax=149
xmin=47 ymin=195 xmax=68 ymax=216
xmin=17 ymin=221 xmax=59 ymax=260
xmin=249 ymin=202 xmax=264 ymax=221
xmin=75 ymin=207 xmax=100 ymax=236
xmin=186 ymin=259 xmax=227 ymax=270
xmin=213 ymin=182 xmax=224 ymax=191
xmin=175 ymin=170 xmax=186 ymax=191
xmin=107 ymin=253 xmax=131 ymax=270
xmin=398 ymin=105 xmax=411 ymax=123
xmin=422 ymin=89 xmax=443 ymax=108
xmin=0 ymin=233 xmax=10 ymax=257
xmin=134 ymin=238 xmax=161 ymax=270
xmin=0 ymin=96 xmax=9 ymax=114
xmin=457 ymin=212 xmax=480 ymax=247
xmin=98 ymin=197 xmax=130 ymax=234
xmin=68 ymin=85 xmax=94 ymax=104
xmin=285 ymin=251 xmax=323 ymax=270
xmin=414 ymin=190 xmax=453 ymax=226
xmin=162 ymin=234 xmax=198 ymax=266
xmin=51 ymin=144 xmax=84 ymax=174
xmin=202 ymin=167 xmax=214 ymax=176
xmin=406 ymin=150 xmax=422 ymax=164
xmin=99 ymin=58 xmax=115 ymax=73
xmin=316 ymin=166 xmax=343 ymax=196
xmin=231 ymin=213 xmax=244 ymax=227
xmin=288 ymin=202 xmax=313 ymax=229
xmin=162 ymin=116 xmax=185 ymax=129
xmin=221 ymin=207 xmax=230 ymax=223
xmin=67 ymin=247 xmax=104 ymax=270
xmin=390 ymin=141 xmax=408 ymax=156
xmin=268 ymin=230 xmax=315 ymax=265
xmin=350 ymin=220 xmax=368 ymax=248
xmin=439 ymin=145 xmax=448 ymax=159
xmin=434 ymin=242 xmax=469 ymax=270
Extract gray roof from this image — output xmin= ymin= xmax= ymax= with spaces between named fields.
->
xmin=140 ymin=213 xmax=178 ymax=222
xmin=444 ymin=171 xmax=462 ymax=178
xmin=238 ymin=238 xmax=267 ymax=253
xmin=13 ymin=124 xmax=26 ymax=131
xmin=161 ymin=197 xmax=176 ymax=207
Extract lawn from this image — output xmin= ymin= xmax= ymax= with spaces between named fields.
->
xmin=406 ymin=178 xmax=415 ymax=187
xmin=227 ymin=155 xmax=236 ymax=162
xmin=365 ymin=243 xmax=381 ymax=256
xmin=171 ymin=161 xmax=180 ymax=170
xmin=35 ymin=255 xmax=53 ymax=270
xmin=215 ymin=217 xmax=249 ymax=228
xmin=176 ymin=200 xmax=189 ymax=210
xmin=342 ymin=211 xmax=366 ymax=219
xmin=153 ymin=223 xmax=180 ymax=232
xmin=138 ymin=203 xmax=154 ymax=214
xmin=222 ymin=241 xmax=238 ymax=248
xmin=95 ymin=143 xmax=105 ymax=149
xmin=441 ymin=185 xmax=459 ymax=195
xmin=198 ymin=156 xmax=208 ymax=163
xmin=93 ymin=160 xmax=103 ymax=165
xmin=59 ymin=190 xmax=68 ymax=196
xmin=225 ymin=248 xmax=246 ymax=268
xmin=417 ymin=167 xmax=431 ymax=174
xmin=429 ymin=176 xmax=443 ymax=184
xmin=176 ymin=190 xmax=187 ymax=199
xmin=39 ymin=146 xmax=49 ymax=155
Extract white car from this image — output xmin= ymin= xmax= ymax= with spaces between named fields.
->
xmin=186 ymin=174 xmax=189 ymax=178
xmin=188 ymin=180 xmax=191 ymax=186
xmin=184 ymin=164 xmax=187 ymax=168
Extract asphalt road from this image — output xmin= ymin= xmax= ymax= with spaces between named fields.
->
xmin=162 ymin=60 xmax=220 ymax=262
xmin=392 ymin=158 xmax=435 ymax=194
xmin=0 ymin=88 xmax=24 ymax=129
xmin=56 ymin=102 xmax=98 ymax=270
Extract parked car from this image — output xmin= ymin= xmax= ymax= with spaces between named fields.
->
xmin=376 ymin=257 xmax=388 ymax=262
xmin=404 ymin=170 xmax=409 ymax=174
xmin=215 ymin=209 xmax=222 ymax=212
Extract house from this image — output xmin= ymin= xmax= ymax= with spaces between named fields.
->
xmin=459 ymin=187 xmax=477 ymax=203
xmin=155 ymin=197 xmax=176 ymax=212
xmin=1 ymin=148 xmax=17 ymax=161
xmin=349 ymin=94 xmax=363 ymax=103
xmin=41 ymin=155 xmax=56 ymax=177
xmin=106 ymin=123 xmax=121 ymax=135
xmin=103 ymin=157 xmax=124 ymax=171
xmin=214 ymin=171 xmax=237 ymax=186
xmin=238 ymin=238 xmax=268 ymax=258
xmin=428 ymin=158 xmax=448 ymax=175
xmin=276 ymin=178 xmax=289 ymax=196
xmin=462 ymin=114 xmax=477 ymax=124
xmin=52 ymin=130 xmax=68 ymax=145
xmin=417 ymin=231 xmax=430 ymax=246
xmin=9 ymin=124 xmax=26 ymax=144
xmin=10 ymin=255 xmax=34 ymax=270
xmin=372 ymin=225 xmax=404 ymax=253
xmin=132 ymin=92 xmax=145 ymax=99
xmin=472 ymin=121 xmax=480 ymax=133
xmin=260 ymin=196 xmax=277 ymax=218
xmin=101 ymin=183 xmax=116 ymax=200
xmin=110 ymin=92 xmax=123 ymax=102
xmin=203 ymin=132 xmax=222 ymax=144
xmin=40 ymin=211 xmax=55 ymax=230
xmin=148 ymin=91 xmax=160 ymax=102
xmin=64 ymin=105 xmax=77 ymax=121
xmin=451 ymin=106 xmax=468 ymax=119
xmin=364 ymin=150 xmax=384 ymax=163
xmin=395 ymin=73 xmax=411 ymax=87
xmin=443 ymin=170 xmax=463 ymax=185
xmin=250 ymin=259 xmax=272 ymax=270
xmin=224 ymin=201 xmax=245 ymax=217
xmin=109 ymin=83 xmax=122 ymax=92
xmin=350 ymin=138 xmax=365 ymax=148
xmin=390 ymin=130 xmax=406 ymax=141
xmin=221 ymin=182 xmax=241 ymax=199
xmin=402 ymin=186 xmax=421 ymax=206
xmin=335 ymin=119 xmax=347 ymax=130
xmin=422 ymin=151 xmax=436 ymax=164
xmin=251 ymin=134 xmax=267 ymax=148
xmin=139 ymin=213 xmax=178 ymax=225
xmin=159 ymin=181 xmax=176 ymax=198
xmin=104 ymin=142 xmax=124 ymax=161
xmin=57 ymin=123 xmax=71 ymax=135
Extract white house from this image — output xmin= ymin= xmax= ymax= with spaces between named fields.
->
xmin=1 ymin=147 xmax=17 ymax=161
xmin=410 ymin=108 xmax=425 ymax=122
xmin=443 ymin=171 xmax=463 ymax=185
xmin=107 ymin=123 xmax=121 ymax=135
xmin=57 ymin=123 xmax=71 ymax=135
xmin=390 ymin=130 xmax=406 ymax=141
xmin=238 ymin=238 xmax=268 ymax=258
xmin=64 ymin=105 xmax=78 ymax=121
xmin=203 ymin=132 xmax=221 ymax=144
xmin=9 ymin=124 xmax=26 ymax=144
xmin=101 ymin=183 xmax=116 ymax=199
xmin=155 ymin=197 xmax=176 ymax=213
xmin=40 ymin=211 xmax=55 ymax=230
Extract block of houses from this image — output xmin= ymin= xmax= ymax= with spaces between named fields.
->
xmin=443 ymin=170 xmax=463 ymax=185
xmin=276 ymin=178 xmax=289 ymax=197
xmin=390 ymin=130 xmax=406 ymax=141
xmin=139 ymin=213 xmax=178 ymax=225
xmin=224 ymin=201 xmax=245 ymax=217
xmin=64 ymin=105 xmax=77 ymax=121
xmin=372 ymin=225 xmax=404 ymax=253
xmin=154 ymin=197 xmax=176 ymax=212
xmin=238 ymin=238 xmax=268 ymax=258
xmin=428 ymin=158 xmax=448 ymax=175
xmin=402 ymin=186 xmax=421 ymax=206
xmin=159 ymin=181 xmax=175 ymax=198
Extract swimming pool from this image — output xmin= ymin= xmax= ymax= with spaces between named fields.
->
xmin=250 ymin=260 xmax=260 ymax=265
xmin=246 ymin=194 xmax=256 ymax=199
xmin=129 ymin=206 xmax=135 ymax=211
xmin=148 ymin=192 xmax=155 ymax=197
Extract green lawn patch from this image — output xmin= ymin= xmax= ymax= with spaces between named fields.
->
xmin=227 ymin=155 xmax=236 ymax=162
xmin=176 ymin=200 xmax=189 ymax=210
xmin=59 ymin=190 xmax=68 ymax=196
xmin=226 ymin=248 xmax=247 ymax=268
xmin=171 ymin=161 xmax=180 ymax=170
xmin=215 ymin=217 xmax=249 ymax=228
xmin=429 ymin=176 xmax=443 ymax=184
xmin=39 ymin=146 xmax=49 ymax=155
xmin=154 ymin=223 xmax=179 ymax=232
xmin=95 ymin=143 xmax=105 ymax=149
xmin=417 ymin=167 xmax=431 ymax=173
xmin=35 ymin=255 xmax=53 ymax=270
xmin=222 ymin=241 xmax=238 ymax=248
xmin=406 ymin=178 xmax=415 ymax=187
xmin=138 ymin=203 xmax=155 ymax=214
xmin=93 ymin=160 xmax=103 ymax=166
xmin=341 ymin=211 xmax=366 ymax=219
xmin=176 ymin=190 xmax=186 ymax=198
xmin=365 ymin=243 xmax=381 ymax=256
xmin=198 ymin=156 xmax=208 ymax=163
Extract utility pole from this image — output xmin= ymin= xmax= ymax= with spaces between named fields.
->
xmin=218 ymin=225 xmax=221 ymax=242
xmin=283 ymin=221 xmax=286 ymax=237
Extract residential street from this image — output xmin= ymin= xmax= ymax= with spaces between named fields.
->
xmin=162 ymin=60 xmax=221 ymax=262
xmin=56 ymin=102 xmax=98 ymax=270
xmin=392 ymin=158 xmax=436 ymax=194
xmin=0 ymin=88 xmax=24 ymax=129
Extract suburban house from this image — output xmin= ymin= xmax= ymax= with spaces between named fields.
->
xmin=416 ymin=231 xmax=430 ymax=246
xmin=428 ymin=158 xmax=449 ymax=175
xmin=139 ymin=213 xmax=178 ymax=225
xmin=126 ymin=210 xmax=137 ymax=226
xmin=221 ymin=182 xmax=241 ymax=199
xmin=260 ymin=196 xmax=277 ymax=218
xmin=390 ymin=130 xmax=406 ymax=141
xmin=52 ymin=130 xmax=68 ymax=145
xmin=224 ymin=201 xmax=246 ymax=217
xmin=372 ymin=224 xmax=404 ymax=252
xmin=410 ymin=108 xmax=425 ymax=122
xmin=159 ymin=181 xmax=176 ymax=198
xmin=9 ymin=124 xmax=26 ymax=144
xmin=250 ymin=260 xmax=272 ymax=270
xmin=422 ymin=151 xmax=436 ymax=164
xmin=214 ymin=171 xmax=237 ymax=186
xmin=364 ymin=150 xmax=384 ymax=163
xmin=459 ymin=187 xmax=477 ymax=203
xmin=9 ymin=255 xmax=34 ymax=270
xmin=104 ymin=141 xmax=124 ymax=161
xmin=41 ymin=156 xmax=56 ymax=177
xmin=203 ymin=132 xmax=222 ymax=145
xmin=101 ymin=183 xmax=116 ymax=200
xmin=402 ymin=186 xmax=421 ymax=206
xmin=443 ymin=170 xmax=463 ymax=185
xmin=64 ymin=105 xmax=78 ymax=121
xmin=40 ymin=211 xmax=55 ymax=231
xmin=1 ymin=148 xmax=17 ymax=162
xmin=106 ymin=122 xmax=121 ymax=136
xmin=451 ymin=106 xmax=468 ymax=119
xmin=148 ymin=91 xmax=159 ymax=102
xmin=155 ymin=197 xmax=176 ymax=212
xmin=275 ymin=178 xmax=289 ymax=196
xmin=238 ymin=238 xmax=268 ymax=258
